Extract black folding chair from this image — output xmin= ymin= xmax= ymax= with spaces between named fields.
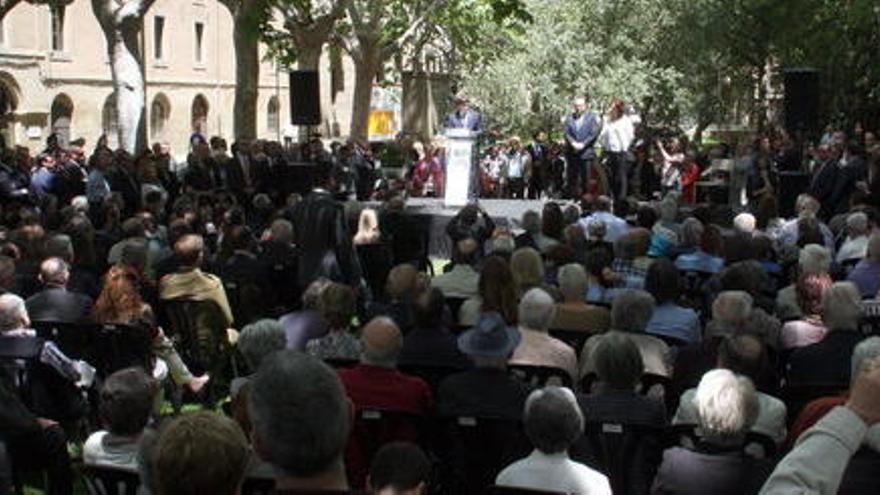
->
xmin=93 ymin=323 xmax=154 ymax=377
xmin=398 ymin=363 xmax=464 ymax=393
xmin=668 ymin=424 xmax=778 ymax=460
xmin=435 ymin=416 xmax=531 ymax=495
xmin=549 ymin=329 xmax=592 ymax=353
xmin=508 ymin=364 xmax=573 ymax=388
xmin=571 ymin=422 xmax=665 ymax=495
xmin=81 ymin=465 xmax=141 ymax=495
xmin=346 ymin=408 xmax=427 ymax=488
xmin=31 ymin=321 xmax=97 ymax=363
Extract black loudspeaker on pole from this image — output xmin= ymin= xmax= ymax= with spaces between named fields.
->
xmin=290 ymin=70 xmax=321 ymax=126
xmin=783 ymin=68 xmax=819 ymax=138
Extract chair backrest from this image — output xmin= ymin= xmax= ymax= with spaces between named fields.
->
xmin=485 ymin=486 xmax=567 ymax=495
xmin=240 ymin=477 xmax=275 ymax=495
xmin=436 ymin=416 xmax=530 ymax=495
xmin=223 ymin=280 xmax=265 ymax=327
xmin=31 ymin=320 xmax=98 ymax=362
xmin=398 ymin=363 xmax=464 ymax=393
xmin=346 ymin=408 xmax=426 ymax=488
xmin=669 ymin=424 xmax=778 ymax=460
xmin=548 ymin=329 xmax=591 ymax=353
xmin=579 ymin=372 xmax=670 ymax=397
xmin=94 ymin=323 xmax=154 ymax=377
xmin=161 ymin=298 xmax=228 ymax=374
xmin=575 ymin=422 xmax=665 ymax=495
xmin=508 ymin=364 xmax=573 ymax=388
xmin=81 ymin=465 xmax=142 ymax=495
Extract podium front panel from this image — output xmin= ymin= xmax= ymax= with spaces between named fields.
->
xmin=445 ymin=137 xmax=474 ymax=207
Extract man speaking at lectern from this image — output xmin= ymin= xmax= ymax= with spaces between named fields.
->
xmin=444 ymin=96 xmax=483 ymax=200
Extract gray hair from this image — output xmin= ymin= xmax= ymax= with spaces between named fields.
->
xmin=822 ymin=282 xmax=862 ymax=331
xmin=302 ymin=278 xmax=331 ymax=310
xmin=249 ymin=351 xmax=350 ymax=477
xmin=238 ymin=319 xmax=287 ymax=370
xmin=611 ymin=289 xmax=655 ymax=333
xmin=846 ymin=212 xmax=869 ymax=237
xmin=712 ymin=291 xmax=754 ymax=326
xmin=592 ymin=332 xmax=643 ymax=389
xmin=0 ymin=294 xmax=28 ymax=332
xmin=524 ymin=386 xmax=584 ymax=454
xmin=43 ymin=234 xmax=75 ymax=262
xmin=693 ymin=369 xmax=759 ymax=443
xmin=587 ymin=219 xmax=606 ymax=239
xmin=680 ymin=218 xmax=704 ymax=248
xmin=557 ymin=263 xmax=588 ymax=302
xmin=270 ymin=219 xmax=294 ymax=245
xmin=799 ymin=244 xmax=832 ymax=274
xmin=518 ymin=288 xmax=556 ymax=331
xmin=852 ymin=337 xmax=880 ymax=383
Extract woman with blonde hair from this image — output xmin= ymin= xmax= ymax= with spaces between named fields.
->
xmin=353 ymin=208 xmax=381 ymax=245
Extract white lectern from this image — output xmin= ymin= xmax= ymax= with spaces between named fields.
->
xmin=444 ymin=128 xmax=478 ymax=208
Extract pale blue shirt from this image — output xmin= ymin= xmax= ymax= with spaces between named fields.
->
xmin=646 ymin=302 xmax=701 ymax=344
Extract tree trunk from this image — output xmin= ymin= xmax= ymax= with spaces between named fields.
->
xmin=349 ymin=45 xmax=380 ymax=142
xmin=111 ymin=20 xmax=147 ymax=154
xmin=232 ymin=8 xmax=259 ymax=141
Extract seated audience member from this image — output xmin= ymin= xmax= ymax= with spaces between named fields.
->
xmin=510 ymin=246 xmax=559 ymax=299
xmin=787 ymin=282 xmax=865 ymax=387
xmin=399 ymin=288 xmax=470 ymax=369
xmin=437 ymin=312 xmax=531 ymax=421
xmin=152 ymin=411 xmax=250 ymax=495
xmin=847 ymin=232 xmax=880 ymax=297
xmin=305 ymin=282 xmax=360 ymax=360
xmin=159 ymin=234 xmax=234 ymax=328
xmin=580 ymin=332 xmax=666 ymax=427
xmin=338 ymin=317 xmax=432 ymax=414
xmin=0 ymin=373 xmax=74 ymax=495
xmin=106 ymin=217 xmax=151 ymax=269
xmin=368 ymin=442 xmax=431 ymax=495
xmin=92 ymin=264 xmax=208 ymax=393
xmin=760 ymin=355 xmax=880 ymax=494
xmin=582 ymin=220 xmax=614 ymax=266
xmin=431 ymin=238 xmax=480 ymax=299
xmin=459 ymin=255 xmax=519 ymax=326
xmin=786 ymin=336 xmax=880 ymax=446
xmin=836 ymin=211 xmax=871 ymax=263
xmin=780 ymin=272 xmax=832 ymax=349
xmin=776 ymin=244 xmax=832 ymax=321
xmin=644 ymin=258 xmax=701 ymax=344
xmin=280 ymin=278 xmax=330 ymax=351
xmin=579 ymin=195 xmax=629 ymax=245
xmin=584 ymin=247 xmax=619 ymax=305
xmin=230 ymin=318 xmax=287 ymax=433
xmin=516 ymin=210 xmax=557 ymax=252
xmin=249 ymin=350 xmax=355 ymax=492
xmin=495 ymin=386 xmax=612 ymax=494
xmin=551 ymin=263 xmax=610 ymax=333
xmin=716 ymin=264 xmax=782 ymax=349
xmin=25 ymin=257 xmax=93 ymax=324
xmin=674 ymin=218 xmax=724 ymax=274
xmin=612 ymin=228 xmax=653 ymax=289
xmin=580 ymin=289 xmax=671 ymax=379
xmin=652 ymin=369 xmax=773 ymax=495
xmin=42 ymin=233 xmax=100 ymax=299
xmin=369 ymin=264 xmax=428 ymax=334
xmin=777 ymin=194 xmax=835 ymax=251
xmin=84 ymin=367 xmax=156 ymax=470
xmin=509 ymin=288 xmax=577 ymax=381
xmin=673 ymin=334 xmax=786 ymax=445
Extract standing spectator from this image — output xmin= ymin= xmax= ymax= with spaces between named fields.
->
xmin=563 ymin=96 xmax=601 ymax=199
xmin=504 ymin=137 xmax=530 ymax=199
xmin=526 ymin=130 xmax=549 ymax=199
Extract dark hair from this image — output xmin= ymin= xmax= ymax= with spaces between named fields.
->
xmin=479 ymin=256 xmax=519 ymax=325
xmin=414 ymin=288 xmax=445 ymax=328
xmin=644 ymin=257 xmax=681 ymax=304
xmin=524 ymin=387 xmax=583 ymax=454
xmin=717 ymin=334 xmax=766 ymax=382
xmin=796 ymin=217 xmax=824 ymax=248
xmin=369 ymin=442 xmax=431 ymax=492
xmin=541 ymin=202 xmax=565 ymax=241
xmin=99 ymin=367 xmax=156 ymax=436
xmin=636 ymin=205 xmax=658 ymax=229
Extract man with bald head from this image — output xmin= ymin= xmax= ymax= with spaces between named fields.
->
xmin=336 ymin=317 xmax=433 ymax=486
xmin=25 ymin=257 xmax=93 ymax=324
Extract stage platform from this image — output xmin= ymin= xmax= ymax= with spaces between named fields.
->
xmin=372 ymin=198 xmax=572 ymax=259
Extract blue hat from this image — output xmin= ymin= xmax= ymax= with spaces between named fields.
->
xmin=457 ymin=312 xmax=521 ymax=358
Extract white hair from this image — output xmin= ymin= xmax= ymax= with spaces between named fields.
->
xmin=519 ymin=288 xmax=557 ymax=332
xmin=611 ymin=289 xmax=656 ymax=333
xmin=733 ymin=213 xmax=756 ymax=234
xmin=852 ymin=337 xmax=880 ymax=383
xmin=693 ymin=369 xmax=758 ymax=442
xmin=557 ymin=263 xmax=588 ymax=302
xmin=798 ymin=244 xmax=832 ymax=275
xmin=822 ymin=282 xmax=863 ymax=331
xmin=0 ymin=294 xmax=28 ymax=332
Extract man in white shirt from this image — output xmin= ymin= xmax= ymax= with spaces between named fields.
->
xmin=837 ymin=211 xmax=871 ymax=264
xmin=601 ymin=100 xmax=640 ymax=201
xmin=431 ymin=239 xmax=480 ymax=299
xmin=578 ymin=196 xmax=629 ymax=244
xmin=496 ymin=386 xmax=611 ymax=495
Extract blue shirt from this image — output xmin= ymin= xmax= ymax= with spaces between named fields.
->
xmin=646 ymin=302 xmax=701 ymax=344
xmin=847 ymin=260 xmax=880 ymax=298
xmin=674 ymin=251 xmax=724 ymax=274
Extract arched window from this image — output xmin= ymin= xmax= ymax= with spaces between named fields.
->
xmin=267 ymin=96 xmax=279 ymax=136
xmin=50 ymin=94 xmax=74 ymax=147
xmin=101 ymin=93 xmax=118 ymax=149
xmin=150 ymin=93 xmax=171 ymax=142
xmin=191 ymin=94 xmax=209 ymax=136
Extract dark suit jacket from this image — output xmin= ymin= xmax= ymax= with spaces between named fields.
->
xmin=436 ymin=367 xmax=531 ymax=421
xmin=291 ymin=189 xmax=360 ymax=287
xmin=564 ymin=112 xmax=600 ymax=159
xmin=109 ymin=167 xmax=141 ymax=216
xmin=399 ymin=325 xmax=471 ymax=369
xmin=651 ymin=446 xmax=773 ymax=495
xmin=380 ymin=211 xmax=425 ymax=267
xmin=25 ymin=288 xmax=93 ymax=324
xmin=786 ymin=330 xmax=864 ymax=387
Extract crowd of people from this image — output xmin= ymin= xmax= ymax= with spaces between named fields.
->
xmin=1 ymin=115 xmax=880 ymax=495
